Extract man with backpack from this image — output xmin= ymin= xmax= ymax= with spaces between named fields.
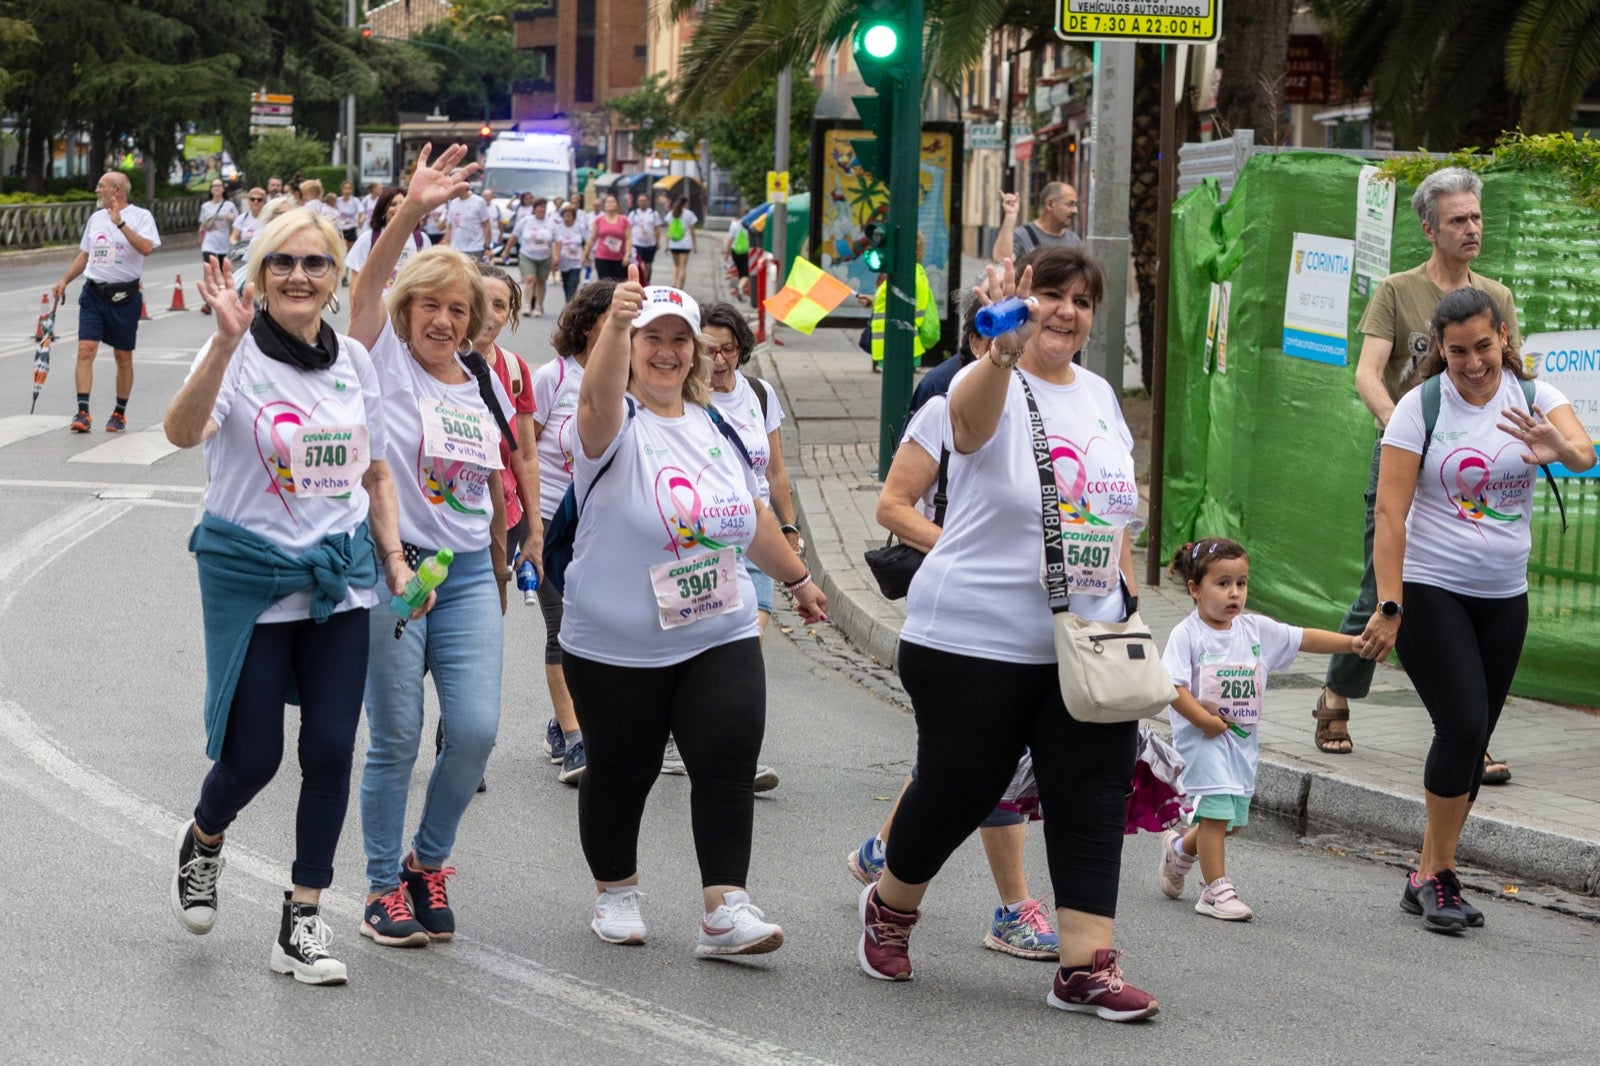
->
xmin=990 ymin=184 xmax=1080 ymax=262
xmin=1315 ymin=166 xmax=1520 ymax=778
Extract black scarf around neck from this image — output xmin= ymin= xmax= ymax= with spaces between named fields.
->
xmin=251 ymin=308 xmax=338 ymax=372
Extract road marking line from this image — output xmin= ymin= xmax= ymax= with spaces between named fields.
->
xmin=0 ymin=414 xmax=63 ymax=448
xmin=0 ymin=499 xmax=134 ymax=615
xmin=0 ymin=698 xmax=831 ymax=1065
xmin=68 ymin=427 xmax=181 ymax=466
xmin=0 ymin=477 xmax=203 ymax=495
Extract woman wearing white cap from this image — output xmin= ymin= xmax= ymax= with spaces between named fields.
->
xmin=560 ymin=265 xmax=826 ymax=956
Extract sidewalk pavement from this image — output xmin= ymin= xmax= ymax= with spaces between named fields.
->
xmin=684 ymin=241 xmax=1600 ymax=900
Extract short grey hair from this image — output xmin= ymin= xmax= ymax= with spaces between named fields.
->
xmin=1412 ymin=167 xmax=1482 ymax=231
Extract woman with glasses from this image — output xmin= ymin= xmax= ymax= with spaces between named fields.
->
xmin=197 ymin=180 xmax=237 ymax=316
xmin=560 ymin=268 xmax=824 ymax=955
xmin=162 ymin=208 xmax=409 ymax=986
xmin=349 ymin=144 xmax=516 ymax=950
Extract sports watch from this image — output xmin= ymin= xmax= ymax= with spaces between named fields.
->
xmin=1378 ymin=599 xmax=1403 ymax=619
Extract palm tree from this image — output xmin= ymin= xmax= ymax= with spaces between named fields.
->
xmin=1315 ymin=0 xmax=1600 ymax=148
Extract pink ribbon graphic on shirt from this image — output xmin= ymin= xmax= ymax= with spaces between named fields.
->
xmin=267 ymin=412 xmax=303 ymax=501
xmin=659 ymin=471 xmax=732 ymax=553
xmin=1444 ymin=448 xmax=1523 ymax=524
xmin=1050 ymin=442 xmax=1113 ymax=527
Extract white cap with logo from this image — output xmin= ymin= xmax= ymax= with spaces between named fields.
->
xmin=633 ymin=286 xmax=701 ymax=333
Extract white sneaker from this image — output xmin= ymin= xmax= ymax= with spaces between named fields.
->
xmin=753 ymin=764 xmax=780 ymax=792
xmin=694 ymin=890 xmax=785 ymax=957
xmin=1195 ymin=877 xmax=1254 ymax=921
xmin=660 ymin=737 xmax=687 ymax=775
xmin=1157 ymin=828 xmax=1194 ymax=899
xmin=592 ymin=888 xmax=647 ymax=945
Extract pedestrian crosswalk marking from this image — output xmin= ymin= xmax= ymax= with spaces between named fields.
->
xmin=68 ymin=427 xmax=181 ymax=466
xmin=0 ymin=415 xmax=61 ymax=449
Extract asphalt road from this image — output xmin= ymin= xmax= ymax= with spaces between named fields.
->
xmin=1 ymin=245 xmax=1597 ymax=1064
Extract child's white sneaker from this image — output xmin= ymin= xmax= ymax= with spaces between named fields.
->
xmin=1195 ymin=876 xmax=1254 ymax=921
xmin=1157 ymin=828 xmax=1194 ymax=899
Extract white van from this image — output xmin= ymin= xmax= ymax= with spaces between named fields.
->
xmin=482 ymin=133 xmax=574 ymax=232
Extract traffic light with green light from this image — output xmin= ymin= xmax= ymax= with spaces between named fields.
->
xmin=862 ymin=222 xmax=891 ymax=274
xmin=850 ymin=0 xmax=910 ymax=185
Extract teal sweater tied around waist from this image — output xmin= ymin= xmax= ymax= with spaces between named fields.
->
xmin=189 ymin=511 xmax=378 ymax=760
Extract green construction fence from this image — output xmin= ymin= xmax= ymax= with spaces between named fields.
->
xmin=1164 ymin=151 xmax=1600 ymax=707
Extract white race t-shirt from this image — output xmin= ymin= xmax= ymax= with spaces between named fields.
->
xmin=193 ymin=328 xmax=385 ymax=623
xmin=1383 ymin=370 xmax=1571 ymax=598
xmin=80 ymin=205 xmax=161 ymax=283
xmin=360 ymin=194 xmax=378 ymax=230
xmin=346 ymin=229 xmax=430 ymax=293
xmin=1163 ymin=610 xmax=1302 ymax=797
xmin=234 ymin=209 xmax=265 ymax=250
xmin=629 ymin=208 xmax=662 ymax=248
xmin=515 ymin=215 xmax=557 ymax=261
xmin=199 ymin=200 xmax=237 ymax=255
xmin=664 ymin=209 xmax=697 ymax=251
xmin=900 ymin=395 xmax=950 ymax=521
xmin=367 ymin=319 xmax=511 ymax=553
xmin=709 ymin=372 xmax=783 ymax=503
xmin=336 ymin=196 xmax=360 ymax=229
xmin=446 ymin=196 xmax=493 ymax=252
xmin=553 ymin=223 xmax=586 ymax=270
xmin=559 ymin=402 xmax=762 ymax=667
xmin=531 ymin=355 xmax=584 ymax=518
xmin=899 ymin=364 xmax=1139 ymax=664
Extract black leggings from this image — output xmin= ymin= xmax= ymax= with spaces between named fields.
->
xmin=194 ymin=608 xmax=369 ymax=888
xmin=1395 ymin=582 xmax=1528 ymax=801
xmin=563 ymin=639 xmax=765 ymax=887
xmin=890 ymin=642 xmax=1138 ymax=918
xmin=535 ymin=516 xmax=564 ymax=665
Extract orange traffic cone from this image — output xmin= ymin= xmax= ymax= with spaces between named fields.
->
xmin=169 ymin=274 xmax=187 ymax=312
xmin=140 ymin=282 xmax=150 ymax=320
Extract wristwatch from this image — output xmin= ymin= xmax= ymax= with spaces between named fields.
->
xmin=115 ymin=220 xmax=126 ymax=229
xmin=1378 ymin=599 xmax=1403 ymax=619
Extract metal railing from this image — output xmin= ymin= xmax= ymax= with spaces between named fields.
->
xmin=0 ymin=196 xmax=206 ymax=249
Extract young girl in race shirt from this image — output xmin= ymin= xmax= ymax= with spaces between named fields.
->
xmin=1158 ymin=538 xmax=1362 ymax=921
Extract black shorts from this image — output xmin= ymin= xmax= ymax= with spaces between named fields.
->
xmin=78 ymin=281 xmax=143 ymax=352
xmin=634 ymin=245 xmax=657 ymax=264
xmin=201 ymin=250 xmax=227 ymax=267
xmin=731 ymin=251 xmax=750 ymax=277
xmin=341 ymin=227 xmax=358 ymax=243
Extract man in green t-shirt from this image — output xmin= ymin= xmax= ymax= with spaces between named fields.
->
xmin=1316 ymin=167 xmax=1519 ymax=783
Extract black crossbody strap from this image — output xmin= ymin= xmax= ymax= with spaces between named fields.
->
xmin=931 ymin=445 xmax=951 ymax=527
xmin=1016 ymin=371 xmax=1070 ymax=609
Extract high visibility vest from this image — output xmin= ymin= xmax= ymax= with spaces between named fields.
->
xmin=870 ymin=263 xmax=940 ymax=363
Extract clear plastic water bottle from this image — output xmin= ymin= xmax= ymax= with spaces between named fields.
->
xmin=392 ymin=548 xmax=453 ymax=637
xmin=974 ymin=296 xmax=1036 ymax=338
xmin=516 ymin=558 xmax=539 ymax=605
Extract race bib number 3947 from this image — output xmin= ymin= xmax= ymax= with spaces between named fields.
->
xmin=419 ymin=398 xmax=502 ymax=469
xmin=649 ymin=549 xmax=743 ymax=630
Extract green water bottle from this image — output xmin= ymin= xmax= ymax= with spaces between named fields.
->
xmin=392 ymin=548 xmax=453 ymax=637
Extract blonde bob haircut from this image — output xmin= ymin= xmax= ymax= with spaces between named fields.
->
xmin=386 ymin=245 xmax=489 ymax=351
xmin=247 ymin=207 xmax=347 ymax=293
xmin=630 ymin=323 xmax=711 ymax=407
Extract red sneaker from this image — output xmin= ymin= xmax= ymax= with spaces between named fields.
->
xmin=105 ymin=411 xmax=126 ymax=433
xmin=1047 ymin=948 xmax=1160 ymax=1021
xmin=858 ymin=883 xmax=918 ymax=981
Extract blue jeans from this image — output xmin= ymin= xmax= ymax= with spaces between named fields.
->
xmin=743 ymin=556 xmax=774 ymax=613
xmin=360 ymin=547 xmax=502 ymax=892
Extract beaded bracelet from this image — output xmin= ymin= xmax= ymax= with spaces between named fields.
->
xmin=783 ymin=571 xmax=813 ymax=593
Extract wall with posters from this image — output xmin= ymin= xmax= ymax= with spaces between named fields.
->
xmin=806 ymin=119 xmax=963 ymax=362
xmin=1164 ymin=151 xmax=1600 ymax=706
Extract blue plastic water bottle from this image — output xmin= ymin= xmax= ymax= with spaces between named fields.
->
xmin=516 ymin=558 xmax=539 ymax=605
xmin=974 ymin=296 xmax=1034 ymax=338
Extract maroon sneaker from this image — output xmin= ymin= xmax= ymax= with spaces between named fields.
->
xmin=1047 ymin=948 xmax=1160 ymax=1021
xmin=858 ymin=883 xmax=918 ymax=981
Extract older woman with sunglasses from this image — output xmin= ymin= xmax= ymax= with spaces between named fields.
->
xmin=349 ymin=143 xmax=518 ymax=950
xmin=163 ymin=208 xmax=408 ymax=986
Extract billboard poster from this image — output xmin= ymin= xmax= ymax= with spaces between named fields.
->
xmin=1282 ymin=232 xmax=1356 ymax=365
xmin=808 ymin=119 xmax=962 ymax=358
xmin=1522 ymin=330 xmax=1600 ymax=478
xmin=359 ymin=134 xmax=395 ymax=186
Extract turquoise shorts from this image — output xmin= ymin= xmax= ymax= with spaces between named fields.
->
xmin=1194 ymin=794 xmax=1250 ymax=831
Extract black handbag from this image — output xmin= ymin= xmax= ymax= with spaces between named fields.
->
xmin=863 ymin=445 xmax=948 ymax=599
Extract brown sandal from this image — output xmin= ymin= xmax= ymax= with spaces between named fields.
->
xmin=1482 ymin=752 xmax=1511 ymax=785
xmin=1312 ymin=692 xmax=1354 ymax=754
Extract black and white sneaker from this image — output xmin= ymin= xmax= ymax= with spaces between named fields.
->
xmin=171 ymin=821 xmax=225 ymax=935
xmin=270 ymin=893 xmax=348 ymax=986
